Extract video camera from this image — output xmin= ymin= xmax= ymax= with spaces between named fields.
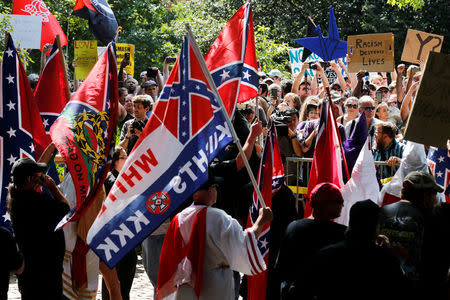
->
xmin=130 ymin=120 xmax=145 ymax=134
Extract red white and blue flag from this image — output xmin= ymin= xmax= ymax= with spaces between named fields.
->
xmin=50 ymin=43 xmax=118 ymax=229
xmin=305 ymin=100 xmax=344 ymax=217
xmin=13 ymin=0 xmax=68 ymax=51
xmin=34 ymin=38 xmax=70 ymax=136
xmin=205 ymin=2 xmax=258 ymax=117
xmin=73 ymin=0 xmax=118 ymax=45
xmin=87 ymin=34 xmax=233 ymax=267
xmin=246 ymin=126 xmax=284 ymax=300
xmin=427 ymin=147 xmax=450 ymax=203
xmin=0 ymin=34 xmax=48 ymax=229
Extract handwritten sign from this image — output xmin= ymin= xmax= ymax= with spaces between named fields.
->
xmin=404 ymin=52 xmax=450 ymax=148
xmin=401 ymin=29 xmax=444 ymax=64
xmin=116 ymin=44 xmax=135 ymax=77
xmin=0 ymin=14 xmax=42 ymax=49
xmin=347 ymin=33 xmax=394 ymax=73
xmin=74 ymin=40 xmax=98 ymax=80
xmin=288 ymin=48 xmax=347 ymax=83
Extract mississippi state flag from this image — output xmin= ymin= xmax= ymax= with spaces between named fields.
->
xmin=246 ymin=127 xmax=284 ymax=300
xmin=50 ymin=43 xmax=119 ymax=229
xmin=305 ymin=100 xmax=344 ymax=217
xmin=87 ymin=33 xmax=233 ymax=268
xmin=427 ymin=147 xmax=450 ymax=203
xmin=73 ymin=0 xmax=118 ymax=45
xmin=205 ymin=2 xmax=259 ymax=117
xmin=0 ymin=34 xmax=48 ymax=229
xmin=13 ymin=0 xmax=68 ymax=51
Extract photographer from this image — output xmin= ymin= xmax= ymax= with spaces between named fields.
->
xmin=119 ymin=95 xmax=151 ymax=154
xmin=267 ymin=83 xmax=282 ymax=121
xmin=139 ymin=66 xmax=164 ymax=99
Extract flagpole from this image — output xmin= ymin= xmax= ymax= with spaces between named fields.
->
xmin=56 ymin=35 xmax=72 ymax=101
xmin=325 ymin=86 xmax=350 ymax=180
xmin=185 ymin=24 xmax=267 ymax=209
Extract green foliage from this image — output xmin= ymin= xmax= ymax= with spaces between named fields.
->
xmin=0 ymin=0 xmax=448 ymax=78
xmin=387 ymin=0 xmax=425 ymax=10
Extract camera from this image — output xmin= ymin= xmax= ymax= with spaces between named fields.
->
xmin=146 ymin=67 xmax=158 ymax=79
xmin=130 ymin=120 xmax=145 ymax=134
xmin=308 ymin=62 xmax=331 ymax=70
xmin=166 ymin=57 xmax=176 ymax=63
xmin=270 ymin=88 xmax=279 ymax=98
xmin=363 ymin=71 xmax=370 ymax=77
xmin=124 ymin=52 xmax=130 ymax=61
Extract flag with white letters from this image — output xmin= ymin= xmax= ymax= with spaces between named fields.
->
xmin=87 ymin=34 xmax=233 ymax=267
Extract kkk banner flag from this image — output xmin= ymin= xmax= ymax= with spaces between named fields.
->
xmin=205 ymin=2 xmax=259 ymax=117
xmin=50 ymin=43 xmax=118 ymax=229
xmin=13 ymin=0 xmax=68 ymax=51
xmin=0 ymin=34 xmax=48 ymax=229
xmin=305 ymin=100 xmax=344 ymax=217
xmin=427 ymin=147 xmax=450 ymax=203
xmin=87 ymin=33 xmax=233 ymax=268
xmin=246 ymin=127 xmax=284 ymax=300
xmin=73 ymin=0 xmax=118 ymax=45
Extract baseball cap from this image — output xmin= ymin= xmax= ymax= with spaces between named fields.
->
xmin=268 ymin=69 xmax=283 ymax=78
xmin=330 ymin=90 xmax=342 ymax=103
xmin=12 ymin=158 xmax=47 ymax=180
xmin=197 ymin=175 xmax=224 ymax=191
xmin=143 ymin=80 xmax=158 ymax=88
xmin=403 ymin=171 xmax=443 ymax=192
xmin=376 ymin=85 xmax=389 ymax=92
xmin=349 ymin=200 xmax=380 ymax=229
xmin=257 ymin=71 xmax=267 ymax=78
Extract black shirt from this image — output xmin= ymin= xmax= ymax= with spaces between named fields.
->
xmin=0 ymin=226 xmax=22 ymax=300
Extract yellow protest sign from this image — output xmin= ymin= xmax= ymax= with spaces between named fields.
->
xmin=347 ymin=33 xmax=394 ymax=73
xmin=74 ymin=40 xmax=98 ymax=80
xmin=116 ymin=44 xmax=135 ymax=77
xmin=401 ymin=29 xmax=444 ymax=64
xmin=404 ymin=52 xmax=450 ymax=148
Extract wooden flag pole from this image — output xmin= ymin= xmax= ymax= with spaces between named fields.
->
xmin=186 ymin=24 xmax=267 ymax=209
xmin=56 ymin=34 xmax=72 ymax=101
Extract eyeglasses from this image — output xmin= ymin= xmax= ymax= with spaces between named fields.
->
xmin=380 ymin=90 xmax=389 ymax=94
xmin=301 ymin=87 xmax=311 ymax=91
xmin=387 ymin=101 xmax=397 ymax=106
xmin=332 ymin=87 xmax=342 ymax=91
xmin=119 ymin=156 xmax=127 ymax=160
xmin=346 ymin=104 xmax=358 ymax=109
xmin=363 ymin=106 xmax=375 ymax=111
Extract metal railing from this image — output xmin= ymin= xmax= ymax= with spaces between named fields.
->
xmin=285 ymin=157 xmax=398 ymax=202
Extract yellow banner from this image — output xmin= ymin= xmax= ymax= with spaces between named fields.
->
xmin=116 ymin=44 xmax=135 ymax=77
xmin=74 ymin=40 xmax=98 ymax=80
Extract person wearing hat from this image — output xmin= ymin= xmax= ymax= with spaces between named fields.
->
xmin=312 ymin=200 xmax=406 ymax=300
xmin=268 ymin=69 xmax=283 ymax=85
xmin=155 ymin=177 xmax=273 ymax=300
xmin=379 ymin=171 xmax=449 ymax=300
xmin=8 ymin=156 xmax=70 ymax=299
xmin=375 ymin=85 xmax=390 ymax=104
xmin=143 ymin=80 xmax=159 ymax=103
xmin=276 ymin=183 xmax=346 ymax=299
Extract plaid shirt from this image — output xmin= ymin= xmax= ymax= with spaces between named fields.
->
xmin=373 ymin=139 xmax=405 ymax=178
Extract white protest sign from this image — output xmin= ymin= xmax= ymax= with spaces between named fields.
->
xmin=288 ymin=48 xmax=348 ymax=84
xmin=0 ymin=14 xmax=42 ymax=49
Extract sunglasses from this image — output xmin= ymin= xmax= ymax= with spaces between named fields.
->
xmin=301 ymin=87 xmax=311 ymax=91
xmin=119 ymin=156 xmax=127 ymax=160
xmin=363 ymin=106 xmax=375 ymax=111
xmin=346 ymin=104 xmax=358 ymax=109
xmin=387 ymin=102 xmax=397 ymax=106
xmin=333 ymin=87 xmax=342 ymax=91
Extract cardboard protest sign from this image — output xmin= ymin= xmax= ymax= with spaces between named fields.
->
xmin=347 ymin=33 xmax=394 ymax=73
xmin=74 ymin=40 xmax=98 ymax=80
xmin=116 ymin=43 xmax=135 ymax=77
xmin=401 ymin=29 xmax=444 ymax=64
xmin=0 ymin=14 xmax=42 ymax=49
xmin=404 ymin=52 xmax=450 ymax=148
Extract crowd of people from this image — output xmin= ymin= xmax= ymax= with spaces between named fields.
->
xmin=2 ymin=48 xmax=449 ymax=300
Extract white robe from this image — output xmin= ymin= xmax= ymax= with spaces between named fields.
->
xmin=163 ymin=205 xmax=266 ymax=300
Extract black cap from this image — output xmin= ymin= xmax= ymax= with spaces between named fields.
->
xmin=11 ymin=158 xmax=47 ymax=181
xmin=349 ymin=200 xmax=379 ymax=229
xmin=197 ymin=175 xmax=224 ymax=191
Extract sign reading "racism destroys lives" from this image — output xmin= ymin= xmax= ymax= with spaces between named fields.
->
xmin=347 ymin=33 xmax=394 ymax=73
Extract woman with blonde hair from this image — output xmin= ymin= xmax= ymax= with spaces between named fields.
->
xmin=283 ymin=92 xmax=301 ymax=111
xmin=337 ymin=96 xmax=359 ymax=126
